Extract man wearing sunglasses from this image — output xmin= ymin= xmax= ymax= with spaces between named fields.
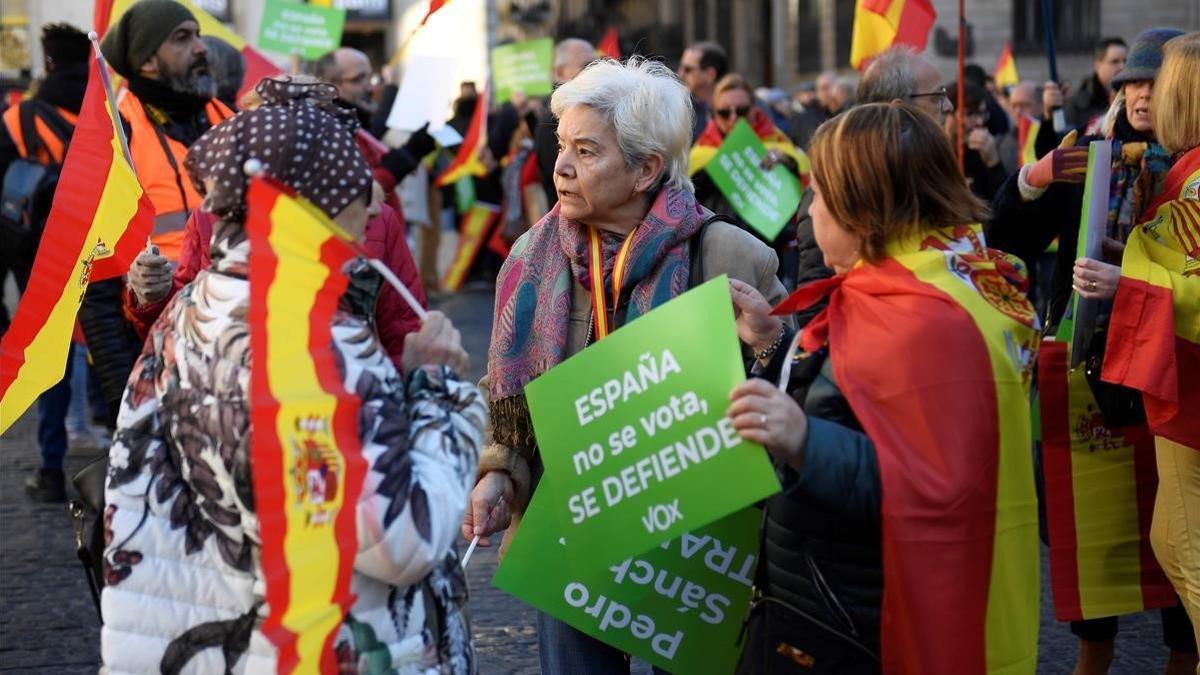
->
xmin=677 ymin=41 xmax=728 ymax=141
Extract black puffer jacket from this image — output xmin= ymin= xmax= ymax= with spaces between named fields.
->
xmin=738 ymin=344 xmax=883 ymax=675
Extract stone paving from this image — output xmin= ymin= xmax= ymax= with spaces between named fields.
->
xmin=0 ymin=286 xmax=1177 ymax=673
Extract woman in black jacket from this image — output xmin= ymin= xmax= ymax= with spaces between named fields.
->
xmin=728 ymin=103 xmax=1042 ymax=675
xmin=986 ymin=28 xmax=1197 ymax=674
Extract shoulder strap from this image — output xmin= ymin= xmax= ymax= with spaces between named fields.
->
xmin=17 ymin=101 xmax=43 ymax=160
xmin=688 ymin=213 xmax=732 ymax=288
xmin=17 ymin=100 xmax=74 ymax=164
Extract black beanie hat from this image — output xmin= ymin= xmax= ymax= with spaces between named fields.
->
xmin=100 ymin=0 xmax=196 ymax=79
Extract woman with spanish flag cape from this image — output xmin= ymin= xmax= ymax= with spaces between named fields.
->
xmin=1102 ymin=31 xmax=1200 ymax=647
xmin=728 ymin=104 xmax=1040 ymax=674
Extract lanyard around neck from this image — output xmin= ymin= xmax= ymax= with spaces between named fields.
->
xmin=587 ymin=225 xmax=637 ymax=341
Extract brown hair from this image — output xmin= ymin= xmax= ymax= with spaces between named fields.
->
xmin=1152 ymin=32 xmax=1200 ymax=154
xmin=808 ymin=102 xmax=989 ymax=263
xmin=714 ymin=73 xmax=753 ymax=100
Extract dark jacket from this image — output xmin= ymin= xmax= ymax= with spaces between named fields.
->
xmin=1066 ymin=74 xmax=1111 ymax=131
xmin=534 ymin=107 xmax=558 ymax=207
xmin=738 ymin=343 xmax=883 ymax=675
xmin=786 ymin=105 xmax=828 ymax=151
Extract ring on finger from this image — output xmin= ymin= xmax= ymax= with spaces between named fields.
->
xmin=759 ymin=413 xmax=768 ymax=427
xmin=1088 ymin=280 xmax=1097 ymax=291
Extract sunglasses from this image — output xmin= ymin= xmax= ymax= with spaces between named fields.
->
xmin=715 ymin=105 xmax=751 ymax=120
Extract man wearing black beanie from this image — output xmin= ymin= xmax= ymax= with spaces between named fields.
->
xmin=77 ymin=0 xmax=235 ymax=437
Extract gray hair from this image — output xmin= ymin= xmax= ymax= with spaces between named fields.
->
xmin=858 ymin=45 xmax=919 ymax=103
xmin=1102 ymin=88 xmax=1124 ymax=138
xmin=551 ymin=57 xmax=694 ymax=193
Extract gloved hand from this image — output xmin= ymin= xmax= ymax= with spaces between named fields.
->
xmin=1026 ymin=130 xmax=1088 ymax=188
xmin=403 ymin=123 xmax=436 ymax=158
xmin=127 ymin=245 xmax=173 ymax=306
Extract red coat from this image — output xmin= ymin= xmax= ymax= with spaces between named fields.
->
xmin=123 ymin=203 xmax=427 ymax=370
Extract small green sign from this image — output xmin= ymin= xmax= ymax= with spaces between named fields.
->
xmin=704 ymin=119 xmax=804 ymax=241
xmin=491 ymin=38 xmax=554 ymax=104
xmin=495 ymin=501 xmax=761 ymax=674
xmin=258 ymin=0 xmax=346 ymax=61
xmin=522 ymin=276 xmax=780 ymax=566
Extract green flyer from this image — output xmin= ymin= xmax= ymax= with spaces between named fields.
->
xmin=704 ymin=119 xmax=803 ymax=241
xmin=522 ymin=276 xmax=780 ymax=566
xmin=491 ymin=38 xmax=554 ymax=104
xmin=495 ymin=501 xmax=762 ymax=674
xmin=258 ymin=0 xmax=346 ymax=60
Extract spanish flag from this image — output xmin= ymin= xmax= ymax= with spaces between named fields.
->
xmin=1102 ymin=146 xmax=1200 ymax=448
xmin=0 ymin=54 xmax=154 ymax=434
xmin=849 ymin=0 xmax=937 ymax=70
xmin=994 ymin=41 xmax=1019 ymax=89
xmin=247 ymin=177 xmax=367 ymax=673
xmin=443 ymin=201 xmax=501 ymax=291
xmin=1039 ymin=339 xmax=1174 ymax=622
xmin=1016 ymin=114 xmax=1041 ymax=168
xmin=106 ymin=0 xmax=280 ymax=100
xmin=774 ymin=224 xmax=1040 ymax=674
xmin=598 ymin=27 xmax=621 ymax=60
xmin=688 ymin=110 xmax=809 ymax=180
xmin=436 ymin=88 xmax=489 ymax=187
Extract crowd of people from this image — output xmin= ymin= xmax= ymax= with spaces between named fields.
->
xmin=2 ymin=1 xmax=1199 ymax=672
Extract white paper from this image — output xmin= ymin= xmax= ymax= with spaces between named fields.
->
xmin=429 ymin=124 xmax=464 ymax=148
xmin=387 ymin=54 xmax=459 ymax=131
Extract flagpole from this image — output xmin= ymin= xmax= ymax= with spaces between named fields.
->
xmin=365 ymin=258 xmax=429 ymax=322
xmin=87 ymin=32 xmax=134 ymax=170
xmin=956 ymin=0 xmax=965 ymax=171
xmin=1040 ymin=0 xmax=1068 ymax=132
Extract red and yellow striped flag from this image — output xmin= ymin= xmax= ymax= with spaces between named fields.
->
xmin=435 ymin=88 xmax=489 ymax=188
xmin=597 ymin=27 xmax=621 ymax=60
xmin=994 ymin=41 xmax=1019 ymax=89
xmin=1016 ymin=115 xmax=1041 ymax=168
xmin=106 ymin=0 xmax=280 ymax=100
xmin=774 ymin=224 xmax=1040 ymax=674
xmin=247 ymin=177 xmax=367 ymax=673
xmin=849 ymin=0 xmax=937 ymax=70
xmin=1102 ymin=146 xmax=1200 ymax=448
xmin=442 ymin=201 xmax=500 ymax=291
xmin=688 ymin=111 xmax=809 ymax=180
xmin=1039 ymin=339 xmax=1174 ymax=621
xmin=0 ymin=54 xmax=154 ymax=434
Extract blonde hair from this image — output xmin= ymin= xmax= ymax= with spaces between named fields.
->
xmin=808 ymin=103 xmax=989 ymax=263
xmin=1152 ymin=32 xmax=1200 ymax=154
xmin=551 ymin=57 xmax=694 ymax=193
xmin=714 ymin=73 xmax=753 ymax=99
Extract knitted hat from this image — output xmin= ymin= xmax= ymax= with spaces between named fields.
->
xmin=1111 ymin=28 xmax=1185 ymax=87
xmin=100 ymin=0 xmax=196 ymax=79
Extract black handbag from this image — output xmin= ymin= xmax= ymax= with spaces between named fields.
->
xmin=69 ymin=455 xmax=108 ymax=622
xmin=1083 ymin=325 xmax=1146 ymax=428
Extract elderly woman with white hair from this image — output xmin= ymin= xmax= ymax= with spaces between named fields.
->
xmin=465 ymin=57 xmax=789 ymax=672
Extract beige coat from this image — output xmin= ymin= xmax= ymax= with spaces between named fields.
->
xmin=480 ymin=219 xmax=790 ymax=554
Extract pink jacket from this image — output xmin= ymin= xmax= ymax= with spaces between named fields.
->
xmin=123 ymin=203 xmax=427 ymax=370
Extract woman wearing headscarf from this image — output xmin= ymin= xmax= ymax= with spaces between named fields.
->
xmin=100 ymin=78 xmax=485 ymax=674
xmin=690 ymin=73 xmax=810 ymax=289
xmin=726 ymin=103 xmax=1041 ymax=674
xmin=987 ymin=29 xmax=1197 ymax=672
xmin=468 ymin=58 xmax=789 ymax=673
xmin=1102 ymin=31 xmax=1200 ymax=646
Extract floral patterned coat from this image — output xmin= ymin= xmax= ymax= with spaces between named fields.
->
xmin=99 ymin=251 xmax=485 ymax=675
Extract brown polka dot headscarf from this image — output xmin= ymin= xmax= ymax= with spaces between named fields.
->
xmin=185 ymin=76 xmax=373 ymax=223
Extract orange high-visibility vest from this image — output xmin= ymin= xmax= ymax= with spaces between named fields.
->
xmin=117 ymin=91 xmax=232 ymax=260
xmin=2 ymin=103 xmax=78 ymax=165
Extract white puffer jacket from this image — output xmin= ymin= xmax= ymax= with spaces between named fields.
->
xmin=100 ymin=261 xmax=484 ymax=674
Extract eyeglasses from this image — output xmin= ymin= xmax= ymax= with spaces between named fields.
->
xmin=908 ymin=87 xmax=954 ymax=111
xmin=715 ymin=105 xmax=751 ymax=120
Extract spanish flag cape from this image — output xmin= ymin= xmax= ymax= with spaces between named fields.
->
xmin=774 ymin=224 xmax=1041 ymax=674
xmin=1102 ymin=146 xmax=1200 ymax=448
xmin=688 ymin=108 xmax=809 ymax=179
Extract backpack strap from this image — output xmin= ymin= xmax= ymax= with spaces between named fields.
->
xmin=687 ymin=213 xmax=732 ymax=289
xmin=16 ymin=100 xmax=74 ymax=164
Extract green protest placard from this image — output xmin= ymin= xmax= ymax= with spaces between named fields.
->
xmin=491 ymin=38 xmax=554 ymax=104
xmin=523 ymin=276 xmax=780 ymax=566
xmin=258 ymin=0 xmax=346 ymax=60
xmin=704 ymin=119 xmax=803 ymax=241
xmin=495 ymin=501 xmax=760 ymax=674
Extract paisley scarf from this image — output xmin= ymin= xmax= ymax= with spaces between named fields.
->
xmin=1107 ymin=113 xmax=1172 ymax=242
xmin=488 ymin=186 xmax=709 ymax=446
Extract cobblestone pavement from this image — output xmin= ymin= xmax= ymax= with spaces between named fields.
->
xmin=0 ymin=286 xmax=1177 ymax=673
